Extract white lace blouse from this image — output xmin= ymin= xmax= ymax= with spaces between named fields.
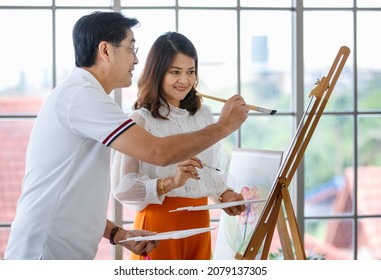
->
xmin=110 ymin=103 xmax=231 ymax=211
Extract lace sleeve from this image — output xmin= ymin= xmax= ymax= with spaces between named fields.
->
xmin=110 ymin=111 xmax=164 ymax=211
xmin=208 ymin=141 xmax=233 ymax=203
xmin=199 ymin=106 xmax=234 ymax=203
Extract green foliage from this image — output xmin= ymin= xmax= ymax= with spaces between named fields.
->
xmin=268 ymin=247 xmax=325 ymax=260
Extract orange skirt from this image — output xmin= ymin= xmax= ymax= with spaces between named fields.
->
xmin=131 ymin=196 xmax=211 ymax=260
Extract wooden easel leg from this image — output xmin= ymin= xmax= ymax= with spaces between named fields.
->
xmin=260 ymin=194 xmax=283 ymax=259
xmin=281 ymin=187 xmax=306 ymax=260
xmin=277 ymin=207 xmax=294 ymax=259
xmin=260 ymin=210 xmax=278 ymax=259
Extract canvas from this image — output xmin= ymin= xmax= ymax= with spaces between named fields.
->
xmin=213 ymin=148 xmax=283 ymax=260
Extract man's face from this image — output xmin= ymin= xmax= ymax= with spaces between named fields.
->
xmin=110 ymin=29 xmax=139 ymax=89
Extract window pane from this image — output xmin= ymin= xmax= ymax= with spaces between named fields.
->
xmin=0 ymin=0 xmax=51 ymax=5
xmin=303 ymin=0 xmax=353 ymax=7
xmin=241 ymin=115 xmax=292 ymax=152
xmin=357 ymin=166 xmax=381 ymax=216
xmin=0 ymin=10 xmax=52 ymax=115
xmin=121 ymin=9 xmax=176 ymax=113
xmin=358 ymin=116 xmax=381 ymax=166
xmin=357 ymin=12 xmax=381 ymax=111
xmin=179 ymin=0 xmax=236 ymax=7
xmin=305 ymin=116 xmax=354 ymax=216
xmin=0 ymin=228 xmax=10 ymax=259
xmin=0 ymin=120 xmax=34 ymax=225
xmin=240 ymin=0 xmax=292 ymax=7
xmin=305 ymin=219 xmax=353 ymax=260
xmin=357 ymin=116 xmax=381 ymax=216
xmin=241 ymin=11 xmax=292 ymax=112
xmin=121 ymin=0 xmax=175 ymax=6
xmin=357 ymin=0 xmax=381 ymax=7
xmin=358 ymin=218 xmax=381 ymax=259
xmin=304 ymin=11 xmax=354 ymax=111
xmin=56 ymin=0 xmax=111 ymax=6
xmin=179 ymin=10 xmax=237 ymax=114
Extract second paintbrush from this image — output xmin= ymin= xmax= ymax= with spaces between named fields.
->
xmin=201 ymin=162 xmax=221 ymax=172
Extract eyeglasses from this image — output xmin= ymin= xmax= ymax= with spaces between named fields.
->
xmin=129 ymin=46 xmax=139 ymax=57
xmin=112 ymin=44 xmax=139 ymax=57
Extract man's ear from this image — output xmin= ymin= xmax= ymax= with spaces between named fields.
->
xmin=98 ymin=41 xmax=111 ymax=62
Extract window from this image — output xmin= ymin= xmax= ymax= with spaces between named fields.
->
xmin=1 ymin=1 xmax=380 ymax=260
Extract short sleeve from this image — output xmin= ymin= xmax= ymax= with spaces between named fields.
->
xmin=56 ymin=87 xmax=135 ymax=146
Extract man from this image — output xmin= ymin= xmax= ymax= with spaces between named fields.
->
xmin=4 ymin=11 xmax=248 ymax=259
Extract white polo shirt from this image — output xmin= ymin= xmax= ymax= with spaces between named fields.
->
xmin=5 ymin=68 xmax=135 ymax=259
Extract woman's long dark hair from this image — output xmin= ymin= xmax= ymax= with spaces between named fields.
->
xmin=134 ymin=31 xmax=201 ymax=119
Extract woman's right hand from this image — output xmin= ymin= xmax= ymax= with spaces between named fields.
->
xmin=164 ymin=157 xmax=201 ymax=192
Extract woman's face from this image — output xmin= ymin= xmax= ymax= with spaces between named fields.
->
xmin=162 ymin=52 xmax=196 ymax=107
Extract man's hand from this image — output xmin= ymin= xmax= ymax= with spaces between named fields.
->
xmin=217 ymin=94 xmax=249 ymax=134
xmin=115 ymin=229 xmax=160 ymax=255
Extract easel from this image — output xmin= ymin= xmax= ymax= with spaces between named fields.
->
xmin=235 ymin=46 xmax=351 ymax=260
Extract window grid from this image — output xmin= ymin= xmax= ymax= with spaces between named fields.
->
xmin=1 ymin=1 xmax=380 ymax=260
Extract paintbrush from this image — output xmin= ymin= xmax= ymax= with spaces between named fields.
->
xmin=201 ymin=162 xmax=221 ymax=172
xmin=196 ymin=92 xmax=277 ymax=115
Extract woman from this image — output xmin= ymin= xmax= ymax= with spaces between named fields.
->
xmin=111 ymin=32 xmax=245 ymax=260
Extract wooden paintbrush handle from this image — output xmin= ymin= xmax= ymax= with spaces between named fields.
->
xmin=196 ymin=93 xmax=227 ymax=103
xmin=196 ymin=92 xmax=275 ymax=115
